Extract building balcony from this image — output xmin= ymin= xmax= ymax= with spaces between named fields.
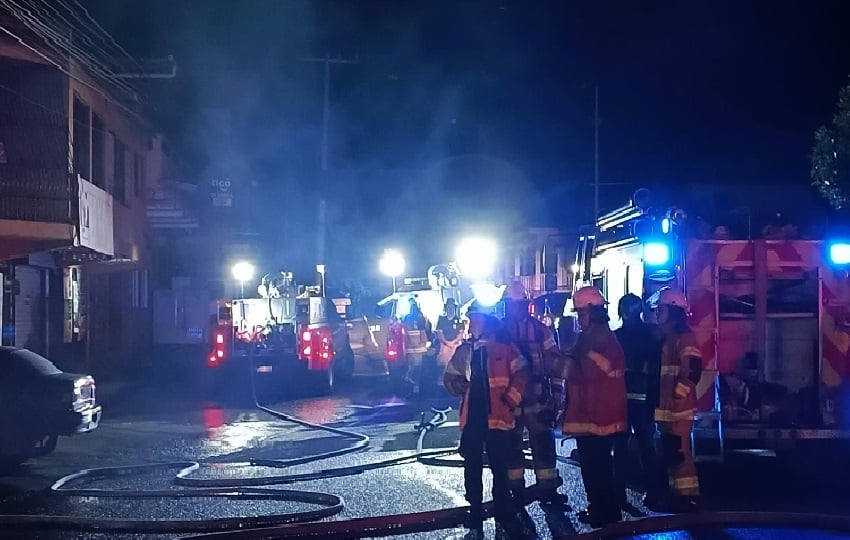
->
xmin=0 ymin=174 xmax=114 ymax=261
xmin=0 ymin=172 xmax=74 ymax=260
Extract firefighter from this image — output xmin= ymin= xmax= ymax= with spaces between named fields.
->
xmin=652 ymin=288 xmax=701 ymax=512
xmin=501 ymin=280 xmax=568 ymax=507
xmin=435 ymin=298 xmax=465 ymax=371
xmin=560 ymin=286 xmax=627 ymax=528
xmin=443 ymin=302 xmax=528 ymax=536
xmin=612 ymin=293 xmax=664 ymax=510
xmin=402 ymin=297 xmax=432 ymax=394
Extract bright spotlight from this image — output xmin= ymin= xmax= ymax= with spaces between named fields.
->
xmin=829 ymin=242 xmax=850 ymax=265
xmin=456 ymin=237 xmax=497 ymax=280
xmin=231 ymin=261 xmax=255 ymax=283
xmin=643 ymin=242 xmax=670 ymax=266
xmin=471 ymin=283 xmax=506 ymax=307
xmin=570 ymin=263 xmax=580 ymax=274
xmin=379 ymin=249 xmax=405 ymax=278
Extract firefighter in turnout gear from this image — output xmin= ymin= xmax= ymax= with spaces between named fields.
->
xmin=443 ymin=302 xmax=528 ymax=536
xmin=559 ymin=286 xmax=627 ymax=528
xmin=402 ymin=298 xmax=432 ymax=394
xmin=613 ymin=293 xmax=664 ymax=510
xmin=652 ymin=288 xmax=701 ymax=512
xmin=501 ymin=280 xmax=568 ymax=506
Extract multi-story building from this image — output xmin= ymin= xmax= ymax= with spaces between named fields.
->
xmin=497 ymin=226 xmax=577 ymax=298
xmin=0 ymin=10 xmax=171 ymax=377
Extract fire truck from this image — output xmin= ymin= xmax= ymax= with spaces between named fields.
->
xmin=206 ymin=271 xmax=355 ymax=395
xmin=572 ymin=194 xmax=850 ymax=460
xmin=374 ymin=265 xmax=465 ymax=382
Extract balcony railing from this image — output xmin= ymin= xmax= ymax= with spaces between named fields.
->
xmin=0 ymin=171 xmax=74 ymax=223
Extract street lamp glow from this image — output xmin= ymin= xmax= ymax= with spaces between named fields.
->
xmin=231 ymin=261 xmax=255 ymax=283
xmin=379 ymin=249 xmax=406 ymax=277
xmin=455 ymin=237 xmax=497 ymax=280
xmin=379 ymin=249 xmax=405 ymax=293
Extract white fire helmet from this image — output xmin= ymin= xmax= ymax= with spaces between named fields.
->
xmin=658 ymin=288 xmax=688 ymax=309
xmin=572 ymin=286 xmax=606 ymax=310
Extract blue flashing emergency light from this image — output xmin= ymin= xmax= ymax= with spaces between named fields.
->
xmin=829 ymin=242 xmax=850 ymax=266
xmin=661 ymin=217 xmax=671 ymax=234
xmin=644 ymin=242 xmax=671 ymax=266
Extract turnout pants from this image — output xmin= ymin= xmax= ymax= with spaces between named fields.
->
xmin=459 ymin=422 xmax=514 ymax=522
xmin=613 ymin=399 xmax=663 ymax=500
xmin=576 ymin=434 xmax=623 ymax=525
xmin=506 ymin=407 xmax=559 ymax=498
xmin=658 ymin=420 xmax=700 ymax=497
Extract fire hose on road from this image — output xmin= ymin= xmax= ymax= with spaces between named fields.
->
xmin=0 ymin=351 xmax=474 ymax=535
xmin=3 ymin=356 xmax=850 ymax=538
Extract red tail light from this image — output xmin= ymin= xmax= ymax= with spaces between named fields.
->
xmin=299 ymin=327 xmax=334 ymax=371
xmin=386 ymin=323 xmax=405 ymax=361
xmin=208 ymin=330 xmax=228 ymax=368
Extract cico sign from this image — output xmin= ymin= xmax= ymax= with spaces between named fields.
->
xmin=210 ymin=178 xmax=233 ymax=207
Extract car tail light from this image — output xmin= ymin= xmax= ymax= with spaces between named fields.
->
xmin=298 ymin=327 xmax=334 ymax=371
xmin=386 ymin=324 xmax=405 ymax=361
xmin=208 ymin=331 xmax=228 ymax=368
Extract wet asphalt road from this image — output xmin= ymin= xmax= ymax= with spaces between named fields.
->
xmin=2 ymin=370 xmax=850 ymax=540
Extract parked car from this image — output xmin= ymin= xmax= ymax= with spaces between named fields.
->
xmin=0 ymin=347 xmax=101 ymax=470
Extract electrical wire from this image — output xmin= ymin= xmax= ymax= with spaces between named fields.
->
xmin=0 ymin=21 xmax=142 ymax=121
xmin=0 ymin=0 xmax=142 ymax=101
xmin=67 ymin=0 xmax=146 ymax=74
xmin=0 ymin=1 xmax=147 ymax=121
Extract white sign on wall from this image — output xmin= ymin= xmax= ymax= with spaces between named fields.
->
xmin=210 ymin=178 xmax=233 ymax=207
xmin=77 ymin=176 xmax=114 ymax=256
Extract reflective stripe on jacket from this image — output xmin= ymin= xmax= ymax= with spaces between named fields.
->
xmin=561 ymin=323 xmax=627 ymax=436
xmin=501 ymin=316 xmax=565 ymax=410
xmin=443 ymin=339 xmax=528 ymax=431
xmin=655 ymin=329 xmax=701 ymax=423
xmin=403 ymin=315 xmax=431 ymax=354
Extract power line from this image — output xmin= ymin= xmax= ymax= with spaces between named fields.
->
xmin=8 ymin=0 xmax=143 ymax=99
xmin=68 ymin=0 xmax=145 ymax=74
xmin=0 ymin=22 xmax=144 ymax=122
xmin=0 ymin=81 xmax=123 ymax=137
xmin=0 ymin=0 xmax=141 ymax=101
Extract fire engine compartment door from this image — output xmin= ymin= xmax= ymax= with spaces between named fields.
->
xmin=717 ymin=263 xmax=819 ymax=426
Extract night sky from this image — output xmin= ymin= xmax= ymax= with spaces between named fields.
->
xmin=85 ymin=0 xmax=850 ymax=276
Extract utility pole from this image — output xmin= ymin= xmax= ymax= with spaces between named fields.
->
xmin=594 ymin=85 xmax=600 ymax=225
xmin=299 ymin=55 xmax=358 ymax=268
